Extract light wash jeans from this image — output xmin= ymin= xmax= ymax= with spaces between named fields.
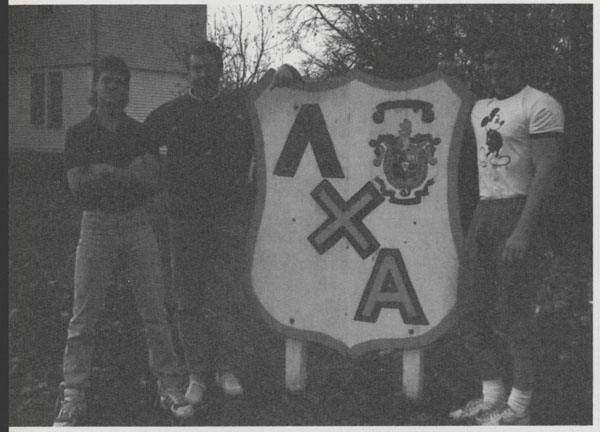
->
xmin=62 ymin=206 xmax=182 ymax=390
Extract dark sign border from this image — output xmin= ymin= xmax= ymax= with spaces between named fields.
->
xmin=244 ymin=69 xmax=472 ymax=357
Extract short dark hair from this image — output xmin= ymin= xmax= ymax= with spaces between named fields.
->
xmin=480 ymin=32 xmax=524 ymax=63
xmin=92 ymin=55 xmax=131 ymax=87
xmin=185 ymin=40 xmax=223 ymax=71
xmin=89 ymin=55 xmax=131 ymax=107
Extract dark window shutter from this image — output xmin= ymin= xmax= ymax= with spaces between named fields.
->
xmin=30 ymin=73 xmax=45 ymax=125
xmin=47 ymin=72 xmax=63 ymax=128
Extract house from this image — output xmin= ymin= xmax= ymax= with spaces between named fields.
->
xmin=8 ymin=4 xmax=207 ymax=155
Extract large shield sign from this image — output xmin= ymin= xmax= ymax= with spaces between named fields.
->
xmin=246 ymin=70 xmax=472 ymax=356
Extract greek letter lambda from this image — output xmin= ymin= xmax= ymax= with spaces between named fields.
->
xmin=273 ymin=104 xmax=344 ymax=178
xmin=355 ymin=248 xmax=428 ymax=325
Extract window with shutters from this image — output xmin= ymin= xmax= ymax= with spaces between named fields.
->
xmin=30 ymin=71 xmax=63 ymax=128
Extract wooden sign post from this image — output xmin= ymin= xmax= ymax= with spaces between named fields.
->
xmin=285 ymin=338 xmax=308 ymax=392
xmin=402 ymin=349 xmax=424 ymax=399
xmin=285 ymin=338 xmax=424 ymax=400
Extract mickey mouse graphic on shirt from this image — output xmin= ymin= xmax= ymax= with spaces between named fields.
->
xmin=479 ymin=107 xmax=511 ymax=167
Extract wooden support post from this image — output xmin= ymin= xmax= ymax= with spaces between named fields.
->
xmin=285 ymin=338 xmax=308 ymax=392
xmin=402 ymin=349 xmax=424 ymax=400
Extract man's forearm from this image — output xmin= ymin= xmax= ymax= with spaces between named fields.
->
xmin=67 ymin=166 xmax=115 ymax=195
xmin=512 ymin=137 xmax=562 ymax=239
xmin=110 ymin=155 xmax=161 ymax=193
xmin=512 ymin=160 xmax=557 ymax=238
xmin=501 ymin=148 xmax=560 ymax=261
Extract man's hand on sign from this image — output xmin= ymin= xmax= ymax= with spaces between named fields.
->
xmin=437 ymin=60 xmax=471 ymax=85
xmin=270 ymin=64 xmax=303 ymax=90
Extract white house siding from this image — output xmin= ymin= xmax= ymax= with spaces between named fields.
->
xmin=9 ymin=66 xmax=92 ymax=152
xmin=9 ymin=66 xmax=187 ymax=152
xmin=8 ymin=5 xmax=206 ymax=154
xmin=95 ymin=5 xmax=206 ymax=74
xmin=127 ymin=70 xmax=188 ymax=122
xmin=8 ymin=5 xmax=91 ymax=70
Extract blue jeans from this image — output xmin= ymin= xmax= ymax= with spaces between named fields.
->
xmin=169 ymin=213 xmax=250 ymax=381
xmin=62 ymin=207 xmax=182 ymax=389
xmin=457 ymin=197 xmax=540 ymax=391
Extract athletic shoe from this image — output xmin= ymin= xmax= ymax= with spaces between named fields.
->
xmin=215 ymin=372 xmax=243 ymax=396
xmin=53 ymin=386 xmax=87 ymax=427
xmin=185 ymin=378 xmax=206 ymax=406
xmin=448 ymin=397 xmax=501 ymax=421
xmin=159 ymin=385 xmax=195 ymax=420
xmin=476 ymin=403 xmax=530 ymax=425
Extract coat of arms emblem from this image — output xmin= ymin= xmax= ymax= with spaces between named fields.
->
xmin=246 ymin=70 xmax=472 ymax=356
xmin=370 ymin=115 xmax=441 ymax=204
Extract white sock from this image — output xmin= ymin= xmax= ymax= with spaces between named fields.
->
xmin=507 ymin=388 xmax=532 ymax=415
xmin=482 ymin=379 xmax=506 ymax=405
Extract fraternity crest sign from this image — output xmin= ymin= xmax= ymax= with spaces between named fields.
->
xmin=246 ymin=70 xmax=472 ymax=356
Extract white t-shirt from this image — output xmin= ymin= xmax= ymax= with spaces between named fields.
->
xmin=471 ymin=85 xmax=564 ymax=200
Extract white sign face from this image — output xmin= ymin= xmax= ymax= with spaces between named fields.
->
xmin=246 ymin=70 xmax=472 ymax=356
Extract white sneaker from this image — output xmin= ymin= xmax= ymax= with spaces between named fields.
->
xmin=53 ymin=386 xmax=87 ymax=427
xmin=215 ymin=372 xmax=243 ymax=396
xmin=449 ymin=397 xmax=502 ymax=421
xmin=159 ymin=385 xmax=195 ymax=420
xmin=476 ymin=403 xmax=530 ymax=425
xmin=185 ymin=378 xmax=206 ymax=406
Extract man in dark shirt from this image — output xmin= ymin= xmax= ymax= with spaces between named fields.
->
xmin=145 ymin=41 xmax=300 ymax=406
xmin=144 ymin=41 xmax=255 ymax=406
xmin=54 ymin=56 xmax=193 ymax=426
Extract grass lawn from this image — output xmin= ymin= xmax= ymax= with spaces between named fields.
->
xmin=8 ymin=173 xmax=592 ymax=426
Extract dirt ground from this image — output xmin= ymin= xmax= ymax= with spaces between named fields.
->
xmin=8 ymin=176 xmax=592 ymax=426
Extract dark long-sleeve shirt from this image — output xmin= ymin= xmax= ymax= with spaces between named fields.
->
xmin=144 ymin=88 xmax=254 ymax=218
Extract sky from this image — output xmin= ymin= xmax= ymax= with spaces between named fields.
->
xmin=206 ymin=4 xmax=322 ymax=69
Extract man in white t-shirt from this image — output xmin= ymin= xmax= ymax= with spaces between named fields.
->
xmin=448 ymin=34 xmax=564 ymax=426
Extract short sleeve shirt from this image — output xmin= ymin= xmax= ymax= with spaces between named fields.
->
xmin=64 ymin=111 xmax=160 ymax=212
xmin=471 ymin=86 xmax=564 ymax=199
